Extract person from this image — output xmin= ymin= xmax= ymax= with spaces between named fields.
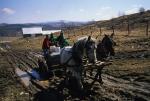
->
xmin=42 ymin=35 xmax=51 ymax=57
xmin=56 ymin=31 xmax=69 ymax=48
xmin=38 ymin=59 xmax=48 ymax=73
xmin=49 ymin=33 xmax=57 ymax=46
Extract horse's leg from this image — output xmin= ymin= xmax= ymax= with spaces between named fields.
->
xmin=90 ymin=70 xmax=99 ymax=87
xmin=75 ymin=65 xmax=84 ymax=90
xmin=98 ymin=73 xmax=102 ymax=84
xmin=110 ymin=47 xmax=115 ymax=56
xmin=67 ymin=68 xmax=83 ymax=92
xmin=64 ymin=69 xmax=71 ymax=86
xmin=76 ymin=73 xmax=83 ymax=91
xmin=80 ymin=65 xmax=85 ymax=83
xmin=90 ymin=67 xmax=93 ymax=76
xmin=90 ymin=66 xmax=103 ymax=87
xmin=98 ymin=66 xmax=104 ymax=84
xmin=84 ymin=70 xmax=86 ymax=78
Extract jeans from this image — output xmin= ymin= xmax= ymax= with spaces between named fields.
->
xmin=43 ymin=49 xmax=49 ymax=58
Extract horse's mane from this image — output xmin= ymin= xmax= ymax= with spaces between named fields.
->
xmin=74 ymin=36 xmax=87 ymax=51
xmin=77 ymin=36 xmax=96 ymax=42
xmin=77 ymin=36 xmax=88 ymax=41
xmin=102 ymin=35 xmax=114 ymax=45
xmin=75 ymin=36 xmax=96 ymax=49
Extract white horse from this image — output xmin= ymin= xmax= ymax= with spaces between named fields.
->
xmin=45 ymin=36 xmax=97 ymax=89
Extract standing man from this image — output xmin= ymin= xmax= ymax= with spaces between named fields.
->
xmin=49 ymin=33 xmax=56 ymax=46
xmin=56 ymin=31 xmax=69 ymax=48
xmin=42 ymin=35 xmax=51 ymax=58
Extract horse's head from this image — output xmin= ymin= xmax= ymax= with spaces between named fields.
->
xmin=84 ymin=36 xmax=97 ymax=64
xmin=96 ymin=34 xmax=116 ymax=60
xmin=102 ymin=34 xmax=116 ymax=56
xmin=73 ymin=36 xmax=97 ymax=65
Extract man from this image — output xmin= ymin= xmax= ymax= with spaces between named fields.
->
xmin=42 ymin=35 xmax=51 ymax=57
xmin=56 ymin=31 xmax=69 ymax=48
xmin=49 ymin=33 xmax=56 ymax=46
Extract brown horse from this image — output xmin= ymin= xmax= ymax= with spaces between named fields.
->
xmin=96 ymin=34 xmax=116 ymax=61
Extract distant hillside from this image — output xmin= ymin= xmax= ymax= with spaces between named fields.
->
xmin=86 ymin=10 xmax=150 ymax=31
xmin=1 ymin=10 xmax=150 ymax=37
xmin=0 ymin=21 xmax=88 ymax=37
xmin=64 ymin=10 xmax=150 ymax=39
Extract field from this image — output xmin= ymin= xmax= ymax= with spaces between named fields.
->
xmin=0 ymin=27 xmax=150 ymax=101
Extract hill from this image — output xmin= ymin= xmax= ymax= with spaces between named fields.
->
xmin=95 ymin=10 xmax=150 ymax=29
xmin=1 ymin=10 xmax=150 ymax=37
xmin=64 ymin=10 xmax=150 ymax=38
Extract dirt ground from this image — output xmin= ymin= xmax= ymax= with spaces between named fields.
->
xmin=0 ymin=32 xmax=150 ymax=101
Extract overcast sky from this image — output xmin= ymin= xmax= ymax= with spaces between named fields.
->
xmin=0 ymin=0 xmax=150 ymax=24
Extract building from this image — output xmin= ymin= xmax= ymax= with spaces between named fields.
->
xmin=22 ymin=27 xmax=61 ymax=38
xmin=42 ymin=30 xmax=61 ymax=35
xmin=22 ymin=27 xmax=43 ymax=38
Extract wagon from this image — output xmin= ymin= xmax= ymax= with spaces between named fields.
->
xmin=43 ymin=47 xmax=112 ymax=88
xmin=16 ymin=36 xmax=113 ymax=92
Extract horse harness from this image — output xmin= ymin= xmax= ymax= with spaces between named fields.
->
xmin=61 ymin=42 xmax=88 ymax=67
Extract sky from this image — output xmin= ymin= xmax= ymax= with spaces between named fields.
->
xmin=0 ymin=0 xmax=150 ymax=24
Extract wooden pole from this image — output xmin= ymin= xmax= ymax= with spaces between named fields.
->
xmin=99 ymin=26 xmax=102 ymax=36
xmin=81 ymin=29 xmax=84 ymax=35
xmin=146 ymin=21 xmax=149 ymax=36
xmin=121 ymin=20 xmax=124 ymax=31
xmin=111 ymin=18 xmax=115 ymax=35
xmin=127 ymin=17 xmax=130 ymax=36
xmin=112 ymin=25 xmax=115 ymax=34
xmin=90 ymin=26 xmax=93 ymax=36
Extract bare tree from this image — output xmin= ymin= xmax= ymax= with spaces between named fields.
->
xmin=112 ymin=25 xmax=115 ymax=34
xmin=71 ymin=22 xmax=76 ymax=36
xmin=121 ymin=16 xmax=125 ymax=31
xmin=90 ymin=26 xmax=93 ymax=35
xmin=118 ymin=11 xmax=125 ymax=17
xmin=139 ymin=7 xmax=145 ymax=14
xmin=60 ymin=20 xmax=66 ymax=31
xmin=96 ymin=24 xmax=102 ymax=36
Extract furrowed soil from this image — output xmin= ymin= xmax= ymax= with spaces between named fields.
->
xmin=0 ymin=34 xmax=150 ymax=101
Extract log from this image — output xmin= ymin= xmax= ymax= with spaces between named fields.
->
xmin=83 ymin=61 xmax=112 ymax=87
xmin=84 ymin=62 xmax=112 ymax=70
xmin=30 ymin=79 xmax=49 ymax=91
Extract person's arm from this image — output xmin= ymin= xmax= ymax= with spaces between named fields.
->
xmin=42 ymin=38 xmax=46 ymax=49
xmin=64 ymin=40 xmax=69 ymax=46
xmin=46 ymin=39 xmax=51 ymax=48
xmin=56 ymin=36 xmax=60 ymax=41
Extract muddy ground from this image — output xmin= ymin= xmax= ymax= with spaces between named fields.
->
xmin=0 ymin=35 xmax=150 ymax=101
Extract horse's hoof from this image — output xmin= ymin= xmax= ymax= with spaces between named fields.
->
xmin=98 ymin=80 xmax=103 ymax=85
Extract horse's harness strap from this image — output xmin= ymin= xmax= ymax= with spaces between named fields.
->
xmin=64 ymin=56 xmax=73 ymax=66
xmin=63 ymin=49 xmax=82 ymax=67
xmin=60 ymin=47 xmax=65 ymax=55
xmin=61 ymin=47 xmax=73 ymax=66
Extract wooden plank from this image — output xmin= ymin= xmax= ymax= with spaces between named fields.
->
xmin=15 ymin=68 xmax=30 ymax=87
xmin=30 ymin=80 xmax=49 ymax=90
